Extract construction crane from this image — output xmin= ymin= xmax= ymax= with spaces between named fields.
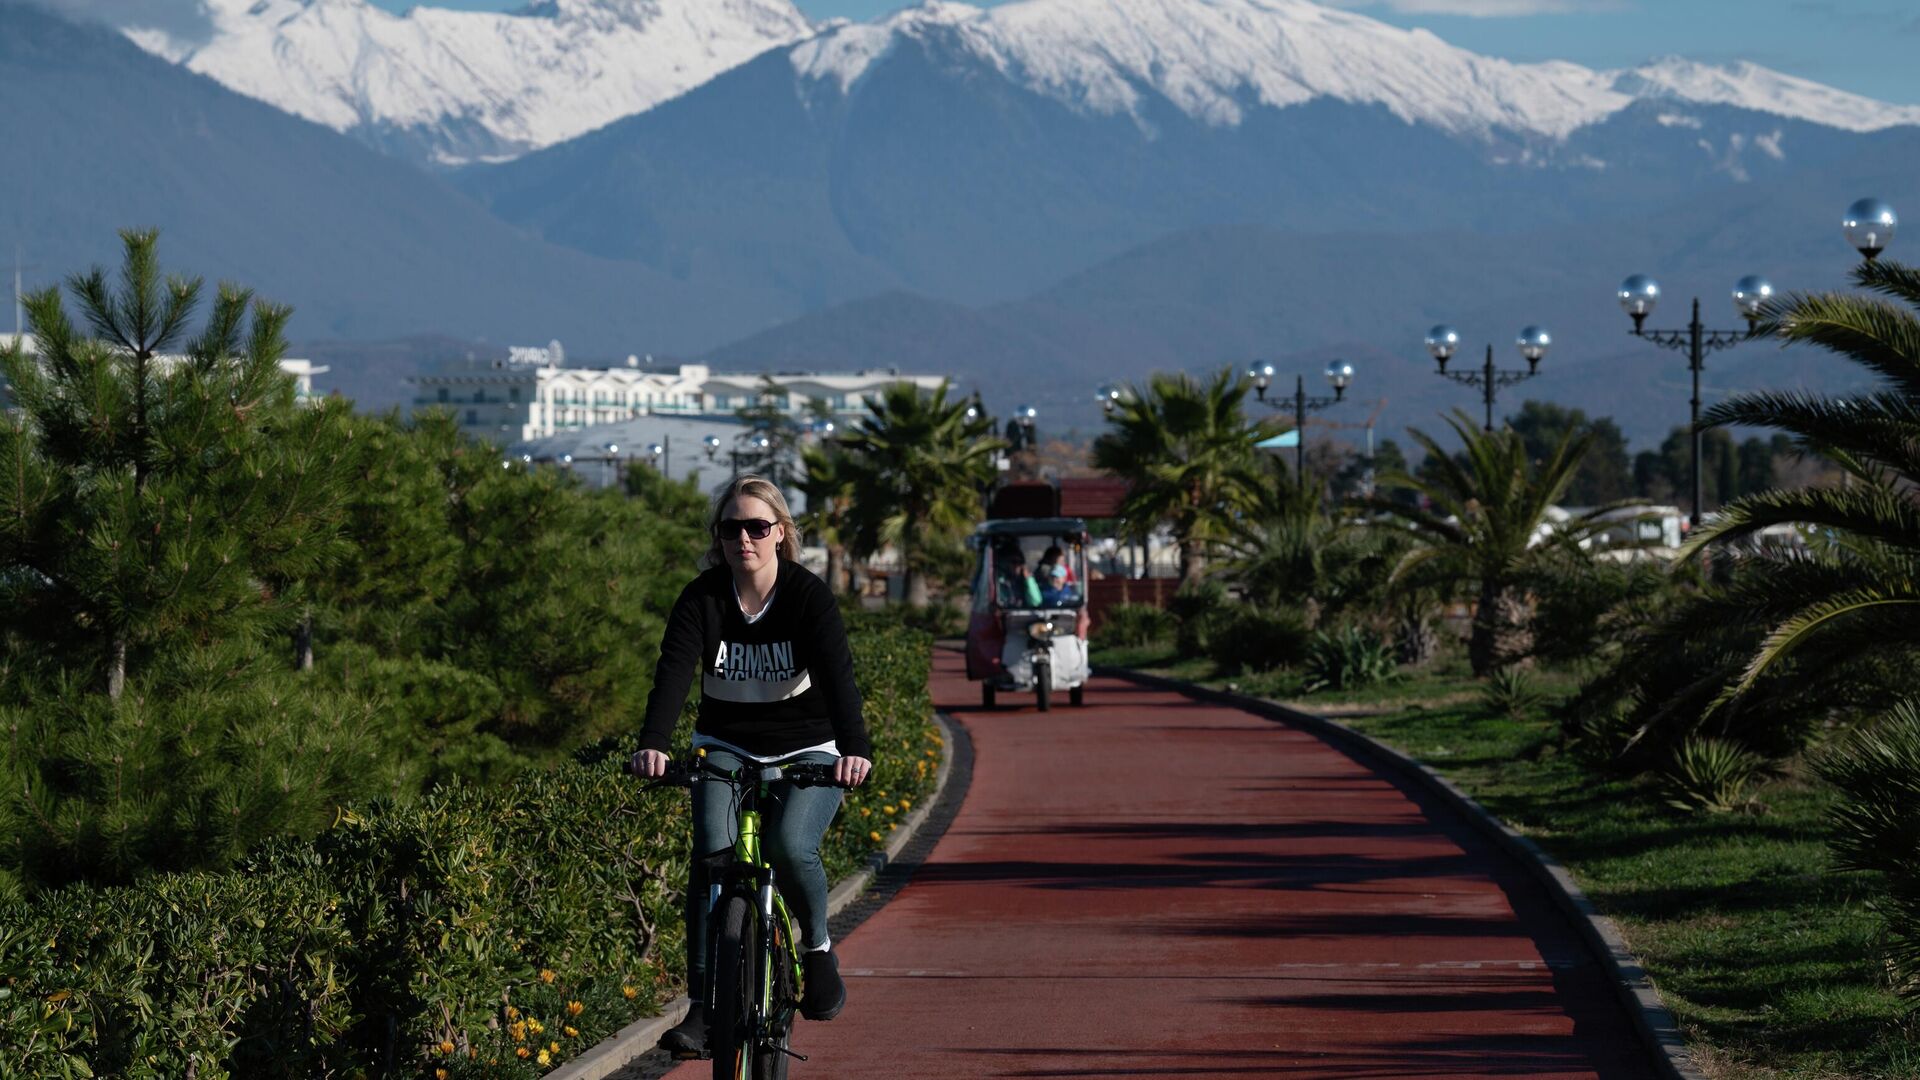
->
xmin=1299 ymin=397 xmax=1389 ymax=495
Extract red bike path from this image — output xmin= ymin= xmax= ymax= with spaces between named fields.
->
xmin=669 ymin=650 xmax=1656 ymax=1079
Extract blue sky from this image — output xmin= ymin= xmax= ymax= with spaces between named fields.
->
xmin=375 ymin=0 xmax=1920 ymax=105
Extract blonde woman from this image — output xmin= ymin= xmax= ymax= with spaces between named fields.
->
xmin=632 ymin=476 xmax=872 ymax=1055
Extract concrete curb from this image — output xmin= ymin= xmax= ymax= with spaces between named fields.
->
xmin=548 ymin=712 xmax=958 ymax=1080
xmin=1100 ymin=665 xmax=1704 ymax=1080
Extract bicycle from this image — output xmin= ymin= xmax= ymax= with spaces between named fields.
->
xmin=641 ymin=752 xmax=845 ymax=1080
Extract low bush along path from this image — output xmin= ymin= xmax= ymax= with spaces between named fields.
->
xmin=666 ymin=649 xmax=1655 ymax=1078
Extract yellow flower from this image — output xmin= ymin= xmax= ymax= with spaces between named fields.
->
xmin=890 ymin=823 xmax=898 ymax=831
xmin=925 ymin=749 xmax=938 ymax=758
xmin=877 ymin=790 xmax=887 ymax=797
xmin=438 ymin=1040 xmax=455 ymax=1055
xmin=859 ymin=808 xmax=871 ymax=817
xmin=528 ymin=1018 xmax=545 ymax=1035
xmin=622 ymin=985 xmax=637 ymax=999
xmin=564 ymin=1025 xmax=579 ymax=1038
xmin=539 ymin=969 xmax=557 ymax=984
xmin=516 ymin=1046 xmax=530 ymax=1059
xmin=882 ymin=805 xmax=896 ymax=815
xmin=550 ymin=1041 xmax=561 ymax=1054
xmin=537 ymin=1050 xmax=551 ymax=1066
xmin=505 ymin=1005 xmax=520 ymax=1020
xmin=436 ymin=1070 xmax=449 ymax=1080
xmin=868 ymin=830 xmax=881 ymax=842
xmin=566 ymin=1000 xmax=584 ymax=1016
xmin=509 ymin=1021 xmax=526 ymax=1042
xmin=899 ymin=798 xmax=911 ymax=809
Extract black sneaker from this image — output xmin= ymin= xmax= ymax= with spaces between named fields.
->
xmin=659 ymin=1002 xmax=707 ymax=1057
xmin=799 ymin=949 xmax=846 ymax=1021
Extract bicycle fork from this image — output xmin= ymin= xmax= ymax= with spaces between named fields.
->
xmin=716 ymin=809 xmax=808 ymax=1069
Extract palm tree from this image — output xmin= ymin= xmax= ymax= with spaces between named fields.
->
xmin=1091 ymin=368 xmax=1274 ymax=587
xmin=1362 ymin=411 xmax=1595 ymax=675
xmin=837 ymin=382 xmax=1001 ymax=607
xmin=797 ymin=441 xmax=854 ymax=595
xmin=1678 ymin=258 xmax=1920 ymax=699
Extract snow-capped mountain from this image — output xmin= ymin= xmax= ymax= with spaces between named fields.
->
xmin=102 ymin=0 xmax=1920 ymax=169
xmin=118 ymin=0 xmax=812 ymax=166
xmin=791 ymin=0 xmax=1920 ymax=140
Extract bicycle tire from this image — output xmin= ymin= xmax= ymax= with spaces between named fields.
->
xmin=710 ymin=894 xmax=756 ymax=1080
xmin=1035 ymin=659 xmax=1052 ymax=712
xmin=755 ymin=918 xmax=797 ymax=1080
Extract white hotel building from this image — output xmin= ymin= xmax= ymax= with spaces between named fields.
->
xmin=410 ymin=343 xmax=948 ymax=444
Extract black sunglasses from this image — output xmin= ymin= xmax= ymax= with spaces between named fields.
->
xmin=717 ymin=517 xmax=776 ymax=540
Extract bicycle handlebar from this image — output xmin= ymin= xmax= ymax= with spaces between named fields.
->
xmin=630 ymin=754 xmax=848 ymax=790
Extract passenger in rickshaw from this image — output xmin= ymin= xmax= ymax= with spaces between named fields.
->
xmin=1039 ymin=562 xmax=1078 ymax=606
xmin=996 ymin=545 xmax=1043 ymax=608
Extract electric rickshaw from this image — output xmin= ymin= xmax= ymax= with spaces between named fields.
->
xmin=964 ymin=518 xmax=1092 ymax=711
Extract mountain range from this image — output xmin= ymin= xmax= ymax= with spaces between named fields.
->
xmin=112 ymin=0 xmax=811 ymax=167
xmin=11 ymin=0 xmax=1920 ymax=446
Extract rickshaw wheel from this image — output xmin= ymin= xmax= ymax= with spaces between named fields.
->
xmin=1035 ymin=660 xmax=1052 ymax=712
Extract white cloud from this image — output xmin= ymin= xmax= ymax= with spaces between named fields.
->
xmin=1319 ymin=0 xmax=1624 ymax=15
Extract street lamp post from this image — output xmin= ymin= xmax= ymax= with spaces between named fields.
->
xmin=1425 ymin=325 xmax=1549 ymax=433
xmin=604 ymin=442 xmax=622 ymax=488
xmin=1010 ymin=405 xmax=1037 ymax=450
xmin=1249 ymin=364 xmax=1353 ymax=481
xmin=1615 ymin=273 xmax=1770 ymax=529
xmin=1844 ymin=197 xmax=1898 ymax=262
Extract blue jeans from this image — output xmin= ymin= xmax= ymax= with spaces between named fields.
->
xmin=687 ymin=749 xmax=843 ymax=991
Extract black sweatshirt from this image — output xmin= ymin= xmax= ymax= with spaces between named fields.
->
xmin=638 ymin=559 xmax=871 ymax=760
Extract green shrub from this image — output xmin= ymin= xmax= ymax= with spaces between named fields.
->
xmin=1483 ymin=666 xmax=1547 ymax=719
xmin=0 ymin=627 xmax=937 ymax=1078
xmin=1167 ymin=579 xmax=1227 ymax=624
xmin=1101 ymin=603 xmax=1175 ymax=647
xmin=1207 ymin=606 xmax=1310 ymax=674
xmin=1521 ymin=555 xmax=1678 ymax=667
xmin=1818 ymin=700 xmax=1920 ymax=996
xmin=1300 ymin=625 xmax=1397 ymax=693
xmin=1661 ymin=735 xmax=1767 ymax=814
xmin=1171 ymin=580 xmax=1232 ymax=657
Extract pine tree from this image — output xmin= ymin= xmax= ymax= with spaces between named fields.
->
xmin=0 ymin=229 xmax=356 ymax=695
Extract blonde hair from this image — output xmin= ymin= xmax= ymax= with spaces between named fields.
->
xmin=702 ymin=475 xmax=802 ymax=569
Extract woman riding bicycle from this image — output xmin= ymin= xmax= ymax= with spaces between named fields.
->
xmin=631 ymin=476 xmax=873 ymax=1056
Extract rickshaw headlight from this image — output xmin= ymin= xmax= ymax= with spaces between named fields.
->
xmin=1027 ymin=620 xmax=1055 ymax=644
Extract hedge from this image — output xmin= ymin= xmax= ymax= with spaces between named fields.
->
xmin=0 ymin=626 xmax=935 ymax=1080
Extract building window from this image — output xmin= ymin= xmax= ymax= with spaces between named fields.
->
xmin=437 ymin=387 xmax=449 ymax=403
xmin=509 ymin=387 xmax=521 ymax=402
xmin=466 ymin=409 xmax=477 ymax=424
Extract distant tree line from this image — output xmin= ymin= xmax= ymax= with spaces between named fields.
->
xmin=1319 ymin=399 xmax=1830 ymax=510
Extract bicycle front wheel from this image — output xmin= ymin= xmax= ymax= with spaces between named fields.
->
xmin=755 ymin=916 xmax=797 ymax=1080
xmin=710 ymin=894 xmax=757 ymax=1080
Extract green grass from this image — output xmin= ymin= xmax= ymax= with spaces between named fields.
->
xmin=1094 ymin=639 xmax=1920 ymax=1080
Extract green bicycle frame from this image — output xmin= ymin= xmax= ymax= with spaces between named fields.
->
xmin=713 ymin=783 xmax=804 ymax=1077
